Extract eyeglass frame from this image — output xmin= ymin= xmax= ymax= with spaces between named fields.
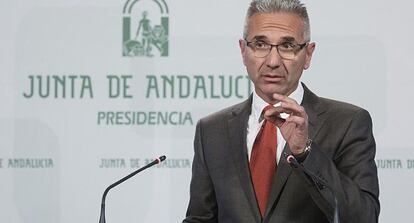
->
xmin=245 ymin=39 xmax=308 ymax=60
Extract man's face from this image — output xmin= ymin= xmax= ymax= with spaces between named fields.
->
xmin=240 ymin=12 xmax=315 ymax=103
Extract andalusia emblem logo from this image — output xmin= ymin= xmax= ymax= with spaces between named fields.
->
xmin=122 ymin=0 xmax=169 ymax=57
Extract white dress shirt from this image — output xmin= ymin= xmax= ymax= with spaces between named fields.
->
xmin=247 ymin=83 xmax=304 ymax=164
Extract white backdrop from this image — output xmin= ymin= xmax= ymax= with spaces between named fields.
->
xmin=0 ymin=0 xmax=413 ymax=222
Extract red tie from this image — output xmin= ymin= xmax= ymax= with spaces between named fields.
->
xmin=250 ymin=105 xmax=277 ymax=217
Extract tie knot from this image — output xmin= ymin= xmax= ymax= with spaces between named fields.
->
xmin=259 ymin=105 xmax=274 ymax=122
xmin=262 ymin=104 xmax=274 ymax=115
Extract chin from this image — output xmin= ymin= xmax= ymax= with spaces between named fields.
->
xmin=263 ymin=86 xmax=286 ymax=96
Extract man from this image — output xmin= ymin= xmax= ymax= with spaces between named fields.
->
xmin=135 ymin=11 xmax=153 ymax=56
xmin=183 ymin=0 xmax=380 ymax=222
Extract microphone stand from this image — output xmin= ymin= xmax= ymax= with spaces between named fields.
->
xmin=284 ymin=153 xmax=339 ymax=223
xmin=99 ymin=155 xmax=166 ymax=223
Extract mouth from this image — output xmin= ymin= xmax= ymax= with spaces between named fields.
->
xmin=262 ymin=74 xmax=284 ymax=83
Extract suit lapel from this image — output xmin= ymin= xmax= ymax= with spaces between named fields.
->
xmin=227 ymin=96 xmax=262 ymax=222
xmin=263 ymin=83 xmax=328 ymax=221
xmin=263 ymin=144 xmax=293 ymax=220
xmin=302 ymin=84 xmax=328 ymax=140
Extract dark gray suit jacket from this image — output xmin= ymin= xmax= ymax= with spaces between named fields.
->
xmin=183 ymin=84 xmax=380 ymax=223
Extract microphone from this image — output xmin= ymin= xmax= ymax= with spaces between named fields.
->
xmin=284 ymin=153 xmax=339 ymax=223
xmin=98 ymin=155 xmax=166 ymax=223
xmin=285 ymin=153 xmax=326 ymax=189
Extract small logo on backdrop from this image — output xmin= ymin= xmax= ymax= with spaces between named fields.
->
xmin=122 ymin=0 xmax=169 ymax=57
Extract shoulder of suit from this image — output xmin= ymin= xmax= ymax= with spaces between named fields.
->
xmin=302 ymin=84 xmax=367 ymax=115
xmin=198 ymin=97 xmax=250 ymax=125
xmin=317 ymin=96 xmax=370 ymax=118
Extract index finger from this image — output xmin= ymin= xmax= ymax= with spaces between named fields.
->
xmin=273 ymin=93 xmax=306 ymax=117
xmin=272 ymin=93 xmax=299 ymax=105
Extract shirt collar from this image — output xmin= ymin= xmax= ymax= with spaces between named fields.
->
xmin=252 ymin=83 xmax=304 ymax=123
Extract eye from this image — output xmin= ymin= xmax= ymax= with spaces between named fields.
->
xmin=279 ymin=42 xmax=295 ymax=50
xmin=254 ymin=41 xmax=269 ymax=50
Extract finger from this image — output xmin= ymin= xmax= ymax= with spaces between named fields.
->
xmin=263 ymin=106 xmax=294 ymax=124
xmin=263 ymin=106 xmax=284 ymax=117
xmin=272 ymin=93 xmax=304 ymax=115
xmin=264 ymin=105 xmax=306 ymax=125
xmin=281 ymin=102 xmax=307 ymax=118
xmin=273 ymin=116 xmax=287 ymax=127
xmin=285 ymin=116 xmax=307 ymax=129
xmin=273 ymin=93 xmax=299 ymax=105
xmin=264 ymin=105 xmax=305 ymax=121
xmin=263 ymin=111 xmax=285 ymax=124
xmin=266 ymin=106 xmax=299 ymax=116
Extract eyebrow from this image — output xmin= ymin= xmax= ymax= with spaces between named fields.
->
xmin=250 ymin=35 xmax=297 ymax=43
xmin=280 ymin=36 xmax=296 ymax=42
xmin=251 ymin=35 xmax=268 ymax=41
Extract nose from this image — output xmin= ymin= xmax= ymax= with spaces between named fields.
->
xmin=265 ymin=46 xmax=282 ymax=70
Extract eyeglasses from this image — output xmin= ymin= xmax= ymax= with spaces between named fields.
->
xmin=245 ymin=40 xmax=308 ymax=60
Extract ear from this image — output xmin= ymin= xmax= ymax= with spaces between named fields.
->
xmin=303 ymin=42 xmax=316 ymax=70
xmin=239 ymin=39 xmax=247 ymax=66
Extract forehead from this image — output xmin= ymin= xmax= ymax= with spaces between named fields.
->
xmin=246 ymin=12 xmax=305 ymax=42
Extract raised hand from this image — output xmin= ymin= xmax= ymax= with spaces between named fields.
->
xmin=263 ymin=93 xmax=309 ymax=155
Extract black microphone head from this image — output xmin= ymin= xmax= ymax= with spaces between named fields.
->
xmin=159 ymin=155 xmax=166 ymax=162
